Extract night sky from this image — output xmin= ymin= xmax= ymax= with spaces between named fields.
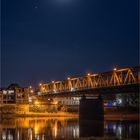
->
xmin=1 ymin=0 xmax=139 ymax=87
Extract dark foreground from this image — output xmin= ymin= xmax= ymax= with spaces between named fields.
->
xmin=0 ymin=117 xmax=139 ymax=140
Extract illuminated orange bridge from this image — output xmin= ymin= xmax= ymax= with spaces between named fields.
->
xmin=39 ymin=66 xmax=140 ymax=97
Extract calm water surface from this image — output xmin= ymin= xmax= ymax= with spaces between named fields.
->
xmin=0 ymin=117 xmax=139 ymax=140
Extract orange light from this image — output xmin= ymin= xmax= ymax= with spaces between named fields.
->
xmin=113 ymin=68 xmax=117 ymax=71
xmin=30 ymin=90 xmax=34 ymax=93
xmin=67 ymin=77 xmax=70 ymax=80
xmin=34 ymin=101 xmax=39 ymax=105
xmin=87 ymin=73 xmax=90 ymax=76
xmin=52 ymin=81 xmax=55 ymax=83
xmin=39 ymin=83 xmax=42 ymax=86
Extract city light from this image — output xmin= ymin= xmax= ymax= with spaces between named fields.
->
xmin=34 ymin=101 xmax=39 ymax=105
xmin=71 ymin=87 xmax=75 ymax=92
xmin=30 ymin=90 xmax=34 ymax=93
xmin=39 ymin=83 xmax=42 ymax=86
xmin=53 ymin=101 xmax=58 ymax=105
xmin=67 ymin=77 xmax=70 ymax=80
xmin=113 ymin=68 xmax=117 ymax=71
xmin=53 ymin=89 xmax=57 ymax=93
xmin=118 ymin=99 xmax=122 ymax=104
xmin=87 ymin=73 xmax=91 ymax=76
xmin=28 ymin=97 xmax=32 ymax=103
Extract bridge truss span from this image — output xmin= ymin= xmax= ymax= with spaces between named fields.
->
xmin=40 ymin=66 xmax=140 ymax=94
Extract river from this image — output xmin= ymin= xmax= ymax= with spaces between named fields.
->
xmin=0 ymin=117 xmax=139 ymax=140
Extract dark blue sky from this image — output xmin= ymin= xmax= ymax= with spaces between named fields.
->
xmin=1 ymin=0 xmax=139 ymax=87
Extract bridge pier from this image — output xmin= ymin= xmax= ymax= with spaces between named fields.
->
xmin=79 ymin=95 xmax=104 ymax=121
xmin=79 ymin=95 xmax=104 ymax=137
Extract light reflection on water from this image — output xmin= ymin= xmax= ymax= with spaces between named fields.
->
xmin=0 ymin=117 xmax=139 ymax=140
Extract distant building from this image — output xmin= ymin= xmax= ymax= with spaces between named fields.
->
xmin=53 ymin=97 xmax=81 ymax=106
xmin=0 ymin=84 xmax=30 ymax=104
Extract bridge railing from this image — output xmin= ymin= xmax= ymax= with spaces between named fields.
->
xmin=40 ymin=66 xmax=140 ymax=94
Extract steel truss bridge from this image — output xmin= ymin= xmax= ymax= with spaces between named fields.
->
xmin=39 ymin=66 xmax=140 ymax=97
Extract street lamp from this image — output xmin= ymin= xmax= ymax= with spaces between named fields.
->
xmin=67 ymin=77 xmax=70 ymax=80
xmin=87 ymin=73 xmax=91 ymax=76
xmin=113 ymin=68 xmax=117 ymax=71
xmin=30 ymin=90 xmax=34 ymax=93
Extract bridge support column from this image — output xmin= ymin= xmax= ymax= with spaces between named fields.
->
xmin=79 ymin=95 xmax=104 ymax=121
xmin=79 ymin=95 xmax=104 ymax=137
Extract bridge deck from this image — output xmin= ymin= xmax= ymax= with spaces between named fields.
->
xmin=39 ymin=66 xmax=140 ymax=96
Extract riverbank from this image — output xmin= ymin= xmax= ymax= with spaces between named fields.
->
xmin=104 ymin=113 xmax=139 ymax=121
xmin=1 ymin=112 xmax=78 ymax=118
xmin=1 ymin=112 xmax=139 ymax=121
